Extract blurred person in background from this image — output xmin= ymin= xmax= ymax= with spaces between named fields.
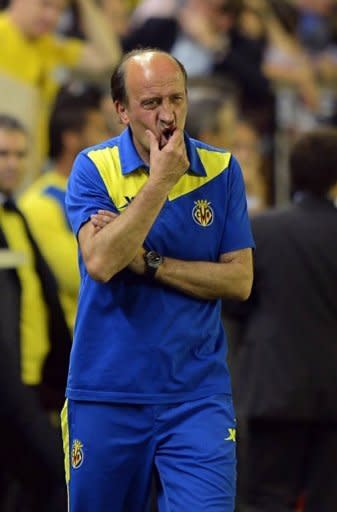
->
xmin=294 ymin=0 xmax=337 ymax=85
xmin=0 ymin=0 xmax=122 ymax=175
xmin=185 ymin=86 xmax=269 ymax=214
xmin=123 ymin=0 xmax=274 ymax=133
xmin=185 ymin=80 xmax=239 ymax=147
xmin=224 ymin=127 xmax=337 ymax=512
xmin=63 ymin=0 xmax=132 ymax=48
xmin=240 ymin=0 xmax=320 ymax=109
xmin=20 ymin=84 xmax=110 ymax=332
xmin=242 ymin=0 xmax=337 ymax=130
xmin=99 ymin=0 xmax=132 ymax=40
xmin=295 ymin=0 xmax=337 ymax=53
xmin=0 ymin=114 xmax=71 ymax=511
xmin=228 ymin=118 xmax=269 ymax=214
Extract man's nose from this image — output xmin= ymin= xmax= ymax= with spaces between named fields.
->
xmin=159 ymin=101 xmax=175 ymax=124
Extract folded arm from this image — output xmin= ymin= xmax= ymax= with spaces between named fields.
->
xmin=154 ymin=247 xmax=253 ymax=301
xmin=89 ymin=210 xmax=253 ymax=301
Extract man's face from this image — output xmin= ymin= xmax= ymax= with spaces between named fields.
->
xmin=0 ymin=128 xmax=28 ymax=195
xmin=115 ymin=53 xmax=188 ymax=163
xmin=14 ymin=0 xmax=67 ymax=37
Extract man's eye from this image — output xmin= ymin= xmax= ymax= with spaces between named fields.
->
xmin=143 ymin=100 xmax=158 ymax=109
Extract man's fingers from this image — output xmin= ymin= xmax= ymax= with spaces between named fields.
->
xmin=145 ymin=129 xmax=158 ymax=150
xmin=97 ymin=209 xmax=118 ymax=218
xmin=90 ymin=212 xmax=116 ymax=229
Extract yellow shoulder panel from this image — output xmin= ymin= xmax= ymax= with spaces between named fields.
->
xmin=87 ymin=146 xmax=231 ymax=206
xmin=168 ymin=148 xmax=231 ymax=201
xmin=87 ymin=146 xmax=148 ymax=211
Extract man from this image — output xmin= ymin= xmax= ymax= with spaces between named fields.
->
xmin=20 ymin=86 xmax=110 ymax=332
xmin=0 ymin=0 xmax=121 ymax=172
xmin=62 ymin=48 xmax=254 ymax=512
xmin=224 ymin=128 xmax=337 ymax=511
xmin=0 ymin=114 xmax=72 ymax=510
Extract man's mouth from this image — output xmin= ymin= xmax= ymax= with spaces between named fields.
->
xmin=159 ymin=127 xmax=175 ymax=148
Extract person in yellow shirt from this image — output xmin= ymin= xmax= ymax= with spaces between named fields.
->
xmin=20 ymin=85 xmax=111 ymax=331
xmin=0 ymin=0 xmax=122 ymax=172
xmin=0 ymin=113 xmax=71 ymax=510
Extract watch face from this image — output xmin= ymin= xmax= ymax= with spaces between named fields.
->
xmin=146 ymin=251 xmax=162 ymax=268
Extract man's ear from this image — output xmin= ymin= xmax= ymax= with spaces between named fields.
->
xmin=115 ymin=101 xmax=129 ymax=125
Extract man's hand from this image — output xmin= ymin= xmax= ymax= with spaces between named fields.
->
xmin=90 ymin=210 xmax=118 ymax=232
xmin=146 ymin=128 xmax=190 ymax=190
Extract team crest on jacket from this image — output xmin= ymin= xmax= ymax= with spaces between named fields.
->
xmin=192 ymin=200 xmax=214 ymax=227
xmin=71 ymin=439 xmax=84 ymax=469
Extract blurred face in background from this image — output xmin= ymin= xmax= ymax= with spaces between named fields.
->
xmin=10 ymin=0 xmax=67 ymax=38
xmin=237 ymin=7 xmax=266 ymax=40
xmin=63 ymin=108 xmax=110 ymax=161
xmin=215 ymin=100 xmax=238 ymax=147
xmin=0 ymin=128 xmax=28 ymax=195
xmin=231 ymin=120 xmax=262 ymax=183
xmin=201 ymin=0 xmax=239 ymax=32
xmin=81 ymin=109 xmax=110 ymax=148
xmin=101 ymin=94 xmax=124 ymax=137
xmin=230 ymin=120 xmax=267 ymax=213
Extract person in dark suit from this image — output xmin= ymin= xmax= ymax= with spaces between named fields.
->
xmin=0 ymin=114 xmax=71 ymax=511
xmin=223 ymin=127 xmax=337 ymax=512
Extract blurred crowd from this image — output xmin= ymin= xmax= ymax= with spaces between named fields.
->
xmin=0 ymin=0 xmax=336 ymax=511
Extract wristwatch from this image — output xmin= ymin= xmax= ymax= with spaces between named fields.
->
xmin=143 ymin=250 xmax=164 ymax=278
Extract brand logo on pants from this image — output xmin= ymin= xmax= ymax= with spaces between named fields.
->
xmin=71 ymin=439 xmax=84 ymax=469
